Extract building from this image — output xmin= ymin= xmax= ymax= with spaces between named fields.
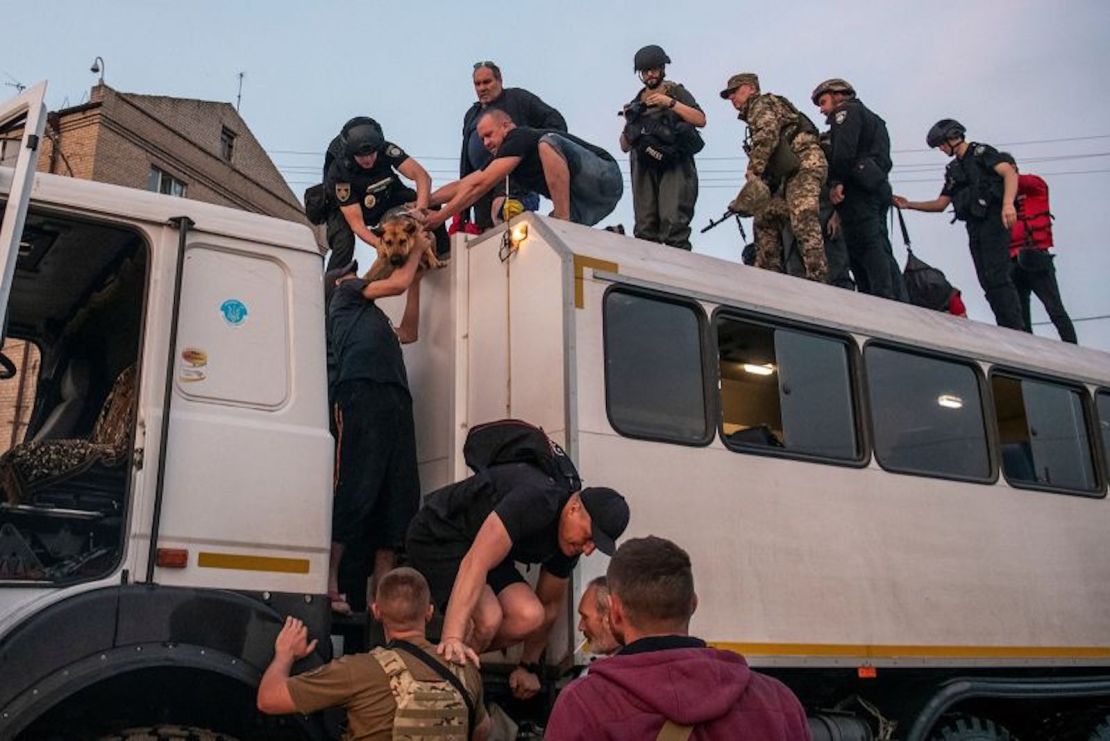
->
xmin=2 ymin=83 xmax=310 ymax=228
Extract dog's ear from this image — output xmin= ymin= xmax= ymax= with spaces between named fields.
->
xmin=371 ymin=224 xmax=386 ymax=239
xmin=403 ymin=219 xmax=418 ymax=235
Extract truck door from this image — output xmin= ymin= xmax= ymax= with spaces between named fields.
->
xmin=0 ymin=82 xmax=47 ymax=334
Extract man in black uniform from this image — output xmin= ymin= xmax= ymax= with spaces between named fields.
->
xmin=894 ymin=119 xmax=1026 ymax=331
xmin=323 ymin=117 xmax=445 ymax=271
xmin=326 ymin=246 xmax=425 ymax=614
xmin=620 ymin=45 xmax=705 ymax=250
xmin=811 ymin=79 xmax=906 ymax=300
xmin=461 ymin=61 xmax=567 ymax=230
xmin=406 ymin=466 xmax=629 ymax=669
xmin=427 ymin=109 xmax=623 ymax=230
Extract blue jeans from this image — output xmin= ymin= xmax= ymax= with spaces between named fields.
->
xmin=540 ymin=133 xmax=623 ymax=225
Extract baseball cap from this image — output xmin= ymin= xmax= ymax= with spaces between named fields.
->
xmin=324 ymin=259 xmax=358 ymax=307
xmin=580 ymin=487 xmax=630 ymax=556
xmin=720 ymin=72 xmax=759 ymax=99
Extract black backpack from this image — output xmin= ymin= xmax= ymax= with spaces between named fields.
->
xmin=463 ymin=419 xmax=581 ymax=492
xmin=897 ymin=209 xmax=956 ymax=312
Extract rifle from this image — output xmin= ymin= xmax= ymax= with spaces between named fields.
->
xmin=700 ymin=209 xmax=748 ymax=242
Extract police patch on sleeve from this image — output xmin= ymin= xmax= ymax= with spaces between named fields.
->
xmin=835 ymin=110 xmax=848 ymax=124
xmin=335 ymin=183 xmax=350 ymax=202
xmin=386 ymin=145 xmax=402 ymax=158
xmin=974 ymin=144 xmax=985 ymax=156
xmin=363 ymin=193 xmax=377 ymax=210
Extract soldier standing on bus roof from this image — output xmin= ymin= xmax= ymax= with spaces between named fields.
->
xmin=722 ymin=73 xmax=828 ymax=283
xmin=619 ymin=45 xmax=705 ymax=251
xmin=811 ymin=79 xmax=906 ymax=301
xmin=893 ymin=120 xmax=1026 ymax=331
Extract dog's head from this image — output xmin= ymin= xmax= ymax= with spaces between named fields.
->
xmin=373 ymin=215 xmax=421 ymax=268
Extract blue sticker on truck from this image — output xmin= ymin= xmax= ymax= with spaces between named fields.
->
xmin=220 ymin=299 xmax=248 ymax=326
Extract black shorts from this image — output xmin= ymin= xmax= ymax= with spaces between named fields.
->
xmin=332 ymin=380 xmax=420 ymax=549
xmin=405 ymin=516 xmax=526 ymax=612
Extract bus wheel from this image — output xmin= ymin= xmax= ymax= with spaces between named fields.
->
xmin=1089 ymin=715 xmax=1110 ymax=741
xmin=929 ymin=715 xmax=1012 ymax=741
xmin=100 ymin=726 xmax=240 ymax=741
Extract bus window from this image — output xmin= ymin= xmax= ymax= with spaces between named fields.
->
xmin=864 ymin=345 xmax=990 ymax=481
xmin=603 ymin=289 xmax=709 ymax=444
xmin=992 ymin=374 xmax=1099 ymax=494
xmin=717 ymin=317 xmax=858 ymax=461
xmin=1099 ymin=391 xmax=1110 ymax=475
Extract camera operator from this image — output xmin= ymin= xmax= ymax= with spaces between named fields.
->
xmin=619 ymin=45 xmax=705 ymax=251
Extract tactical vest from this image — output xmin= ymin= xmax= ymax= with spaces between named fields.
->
xmin=747 ymin=95 xmax=820 ymax=181
xmin=945 ymin=143 xmax=1004 ymax=222
xmin=371 ymin=647 xmax=469 ymax=740
xmin=623 ymin=81 xmax=704 ymax=167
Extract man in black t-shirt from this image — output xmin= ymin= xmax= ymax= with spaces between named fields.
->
xmin=426 ymin=109 xmax=623 ymax=230
xmin=323 ymin=117 xmax=446 ymax=271
xmin=405 ymin=463 xmax=629 ymax=671
xmin=326 ymin=246 xmax=425 ymax=615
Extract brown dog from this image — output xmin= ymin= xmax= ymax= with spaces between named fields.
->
xmin=366 ymin=209 xmax=444 ymax=282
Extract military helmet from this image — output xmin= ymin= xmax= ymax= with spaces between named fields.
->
xmin=729 ymin=178 xmax=772 ymax=218
xmin=634 ymin=45 xmax=671 ymax=72
xmin=342 ymin=117 xmax=385 ymax=157
xmin=810 ymin=78 xmax=855 ymax=105
xmin=926 ymin=119 xmax=966 ymax=148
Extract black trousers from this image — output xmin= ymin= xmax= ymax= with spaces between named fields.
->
xmin=838 ymin=187 xmax=907 ymax=301
xmin=1011 ymin=255 xmax=1077 ymax=343
xmin=965 ymin=212 xmax=1026 ymax=331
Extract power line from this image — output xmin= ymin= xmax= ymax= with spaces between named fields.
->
xmin=1033 ymin=314 xmax=1110 ymax=326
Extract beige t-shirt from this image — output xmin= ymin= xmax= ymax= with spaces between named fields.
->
xmin=287 ymin=637 xmax=486 ymax=741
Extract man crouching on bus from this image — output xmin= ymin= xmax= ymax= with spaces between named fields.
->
xmin=546 ymin=536 xmax=809 ymax=739
xmin=405 ymin=470 xmax=629 ymax=682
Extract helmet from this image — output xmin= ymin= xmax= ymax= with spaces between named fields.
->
xmin=728 ymin=178 xmax=772 ymax=218
xmin=633 ymin=45 xmax=671 ymax=72
xmin=926 ymin=119 xmax=966 ymax=148
xmin=342 ymin=117 xmax=384 ymax=157
xmin=810 ymin=78 xmax=855 ymax=105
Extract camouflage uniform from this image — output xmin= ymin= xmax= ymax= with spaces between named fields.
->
xmin=742 ymin=94 xmax=828 ymax=283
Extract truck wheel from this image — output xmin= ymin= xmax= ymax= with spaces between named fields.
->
xmin=929 ymin=716 xmax=1012 ymax=741
xmin=1089 ymin=715 xmax=1110 ymax=741
xmin=100 ymin=726 xmax=240 ymax=741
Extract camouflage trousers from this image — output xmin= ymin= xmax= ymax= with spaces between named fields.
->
xmin=753 ymin=147 xmax=829 ymax=283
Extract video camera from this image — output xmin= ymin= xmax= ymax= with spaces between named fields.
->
xmin=618 ymin=101 xmax=648 ymax=120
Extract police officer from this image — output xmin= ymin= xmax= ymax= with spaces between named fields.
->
xmin=811 ymin=79 xmax=905 ymax=300
xmin=620 ymin=45 xmax=705 ymax=250
xmin=722 ymin=73 xmax=828 ymax=283
xmin=322 ymin=117 xmax=444 ymax=272
xmin=894 ymin=120 xmax=1026 ymax=331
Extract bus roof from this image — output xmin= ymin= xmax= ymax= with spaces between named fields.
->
xmin=527 ymin=215 xmax=1110 ymax=388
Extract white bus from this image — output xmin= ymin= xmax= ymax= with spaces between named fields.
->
xmin=396 ymin=211 xmax=1110 ymax=740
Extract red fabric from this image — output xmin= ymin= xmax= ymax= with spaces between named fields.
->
xmin=447 ymin=214 xmax=482 ymax=236
xmin=545 ymin=646 xmax=810 ymax=740
xmin=1010 ymin=173 xmax=1053 ymax=256
xmin=947 ymin=291 xmax=967 ymax=318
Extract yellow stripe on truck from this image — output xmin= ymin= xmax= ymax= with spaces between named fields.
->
xmin=197 ymin=552 xmax=310 ymax=574
xmin=711 ymin=641 xmax=1110 ymax=660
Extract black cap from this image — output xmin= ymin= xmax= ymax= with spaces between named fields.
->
xmin=324 ymin=259 xmax=358 ymax=307
xmin=580 ymin=487 xmax=630 ymax=556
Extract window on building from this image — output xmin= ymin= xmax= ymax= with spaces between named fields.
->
xmin=717 ymin=316 xmax=859 ymax=460
xmin=1098 ymin=391 xmax=1110 ymax=478
xmin=993 ymin=374 xmax=1099 ymax=494
xmin=865 ymin=345 xmax=990 ymax=480
xmin=0 ymin=340 xmax=42 ymax=455
xmin=219 ymin=127 xmax=236 ymax=162
xmin=604 ymin=289 xmax=709 ymax=444
xmin=148 ymin=166 xmax=187 ymax=197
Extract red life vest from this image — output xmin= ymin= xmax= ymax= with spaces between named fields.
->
xmin=1010 ymin=173 xmax=1053 ymax=256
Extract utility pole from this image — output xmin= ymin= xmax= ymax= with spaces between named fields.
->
xmin=236 ymin=71 xmax=245 ymax=112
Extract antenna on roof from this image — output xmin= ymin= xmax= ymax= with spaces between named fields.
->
xmin=236 ymin=71 xmax=245 ymax=112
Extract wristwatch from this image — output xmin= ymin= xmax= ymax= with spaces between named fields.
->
xmin=668 ymin=97 xmax=677 ymax=109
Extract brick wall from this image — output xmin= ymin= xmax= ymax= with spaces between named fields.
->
xmin=0 ymin=340 xmax=40 ymax=455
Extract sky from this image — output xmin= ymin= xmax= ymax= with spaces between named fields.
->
xmin=5 ymin=0 xmax=1110 ymax=351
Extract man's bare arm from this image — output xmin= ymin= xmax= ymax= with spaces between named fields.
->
xmin=257 ymin=617 xmax=318 ymax=715
xmin=892 ymin=193 xmax=952 ymax=213
xmin=361 ymin=245 xmax=422 ymax=301
xmin=397 ymin=157 xmax=432 ymax=210
xmin=426 ymin=158 xmax=520 ymax=230
xmin=394 ymin=270 xmax=422 ymax=344
xmin=340 ymin=203 xmax=381 ymax=249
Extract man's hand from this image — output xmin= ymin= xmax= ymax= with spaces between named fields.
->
xmin=827 ymin=211 xmax=842 ymax=239
xmin=892 ymin=195 xmax=910 ymax=210
xmin=274 ymin=616 xmax=317 ymax=662
xmin=642 ymin=92 xmax=673 ymax=109
xmin=1001 ymin=202 xmax=1017 ymax=229
xmin=508 ymin=666 xmax=541 ymax=700
xmin=829 ymin=183 xmax=846 ymax=205
xmin=437 ymin=636 xmax=480 ymax=667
